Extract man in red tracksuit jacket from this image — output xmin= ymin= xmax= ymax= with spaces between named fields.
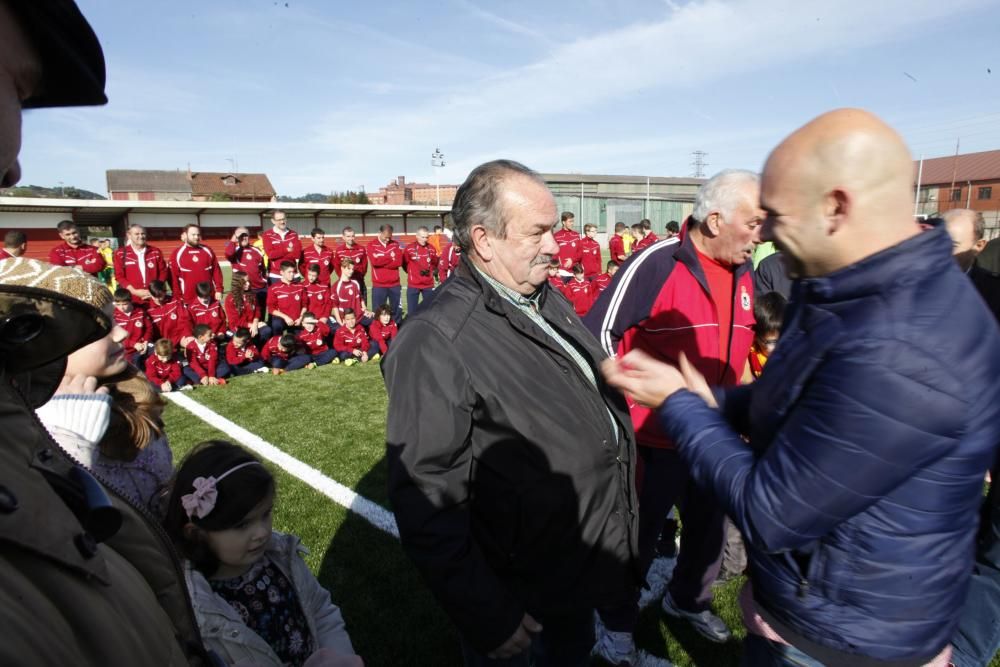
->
xmin=147 ymin=280 xmax=195 ymax=351
xmin=302 ymin=228 xmax=336 ymax=285
xmin=368 ymin=224 xmax=403 ymax=323
xmin=553 ymin=211 xmax=581 ymax=280
xmin=334 ymin=226 xmax=369 ymax=306
xmin=114 ymin=224 xmax=169 ymax=304
xmin=579 ymin=224 xmax=602 ymax=279
xmin=262 ymin=210 xmax=302 ymax=283
xmin=403 ymin=226 xmax=439 ymax=317
xmin=583 ymin=169 xmax=763 ymax=661
xmin=48 ymin=220 xmax=105 ymax=275
xmin=438 ymin=241 xmax=461 ymax=283
xmin=113 ymin=288 xmax=152 ymax=365
xmin=170 ymin=224 xmax=223 ymax=303
xmin=609 ymin=222 xmax=628 ymax=266
xmin=225 ymin=227 xmax=268 ymax=308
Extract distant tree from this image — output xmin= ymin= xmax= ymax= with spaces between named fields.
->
xmin=327 ymin=190 xmax=370 ymax=204
xmin=208 ymin=192 xmax=232 ymax=202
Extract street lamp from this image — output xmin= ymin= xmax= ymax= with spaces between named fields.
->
xmin=431 ymin=148 xmax=446 ymax=206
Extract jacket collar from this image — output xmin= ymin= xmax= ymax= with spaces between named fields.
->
xmin=457 ymin=254 xmax=552 ymax=315
xmin=672 ymin=231 xmax=753 ymax=296
xmin=798 ymin=226 xmax=951 ymax=305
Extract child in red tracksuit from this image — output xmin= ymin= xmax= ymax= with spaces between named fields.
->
xmin=304 ymin=264 xmax=334 ymax=326
xmin=592 ymin=261 xmax=619 ymax=295
xmin=561 ymin=264 xmax=596 ymax=316
xmin=546 ymin=259 xmax=563 ymax=290
xmin=368 ymin=305 xmax=397 ymax=356
xmin=183 ymin=324 xmax=230 ymax=386
xmin=296 ymin=313 xmax=338 ymax=367
xmin=262 ymin=333 xmax=312 ymax=374
xmin=190 ymin=281 xmax=228 ymax=343
xmin=225 ymin=327 xmax=266 ymax=376
xmin=113 ymin=288 xmax=152 ymax=365
xmin=333 ymin=309 xmax=379 ymax=366
xmin=145 ymin=338 xmax=187 ymax=391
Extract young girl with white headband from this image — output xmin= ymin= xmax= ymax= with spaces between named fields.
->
xmin=163 ymin=440 xmax=362 ymax=667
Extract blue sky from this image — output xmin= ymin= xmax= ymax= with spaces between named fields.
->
xmin=19 ymin=0 xmax=1000 ymax=197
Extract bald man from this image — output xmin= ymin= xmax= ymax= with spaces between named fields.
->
xmin=601 ymin=109 xmax=1000 ymax=666
xmin=944 ymin=209 xmax=1000 ymax=323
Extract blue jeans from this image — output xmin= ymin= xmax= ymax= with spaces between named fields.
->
xmin=337 ymin=342 xmax=379 ymax=361
xmin=311 ymin=349 xmax=339 ymax=366
xmin=951 ymin=484 xmax=1000 ymax=666
xmin=270 ymin=317 xmax=298 ymax=338
xmin=406 ymin=286 xmax=434 ymax=317
xmin=460 ymin=608 xmax=594 ymax=667
xmin=182 ymin=361 xmax=231 ymax=383
xmin=271 ymin=354 xmax=311 ymax=372
xmin=740 ymin=634 xmax=825 ymax=667
xmin=372 ymin=285 xmax=402 ymax=323
xmin=229 ymin=360 xmax=265 ymax=376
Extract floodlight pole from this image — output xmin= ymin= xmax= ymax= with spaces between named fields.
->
xmin=431 ymin=148 xmax=445 ymax=206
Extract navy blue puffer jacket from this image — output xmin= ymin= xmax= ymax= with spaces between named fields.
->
xmin=660 ymin=228 xmax=1000 ymax=665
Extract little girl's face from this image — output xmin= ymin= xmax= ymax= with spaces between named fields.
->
xmin=379 ymin=313 xmax=391 ymax=325
xmin=65 ymin=303 xmax=129 ymax=378
xmin=204 ymin=490 xmax=274 ymax=579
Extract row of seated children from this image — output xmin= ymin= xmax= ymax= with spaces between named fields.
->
xmin=144 ymin=305 xmax=395 ymax=391
xmin=546 ymin=260 xmax=619 ymax=316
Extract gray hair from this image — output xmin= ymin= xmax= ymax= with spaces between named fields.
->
xmin=691 ymin=169 xmax=760 ymax=226
xmin=942 ymin=208 xmax=986 ymax=241
xmin=451 ymin=159 xmax=547 ymax=253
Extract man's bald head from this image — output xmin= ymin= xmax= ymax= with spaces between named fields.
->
xmin=761 ymin=108 xmax=921 ymax=278
xmin=943 ymin=209 xmax=987 ymax=272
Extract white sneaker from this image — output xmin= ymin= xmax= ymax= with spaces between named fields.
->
xmin=638 ymin=555 xmax=677 ymax=610
xmin=591 ymin=624 xmax=636 ymax=665
xmin=179 ymin=385 xmax=194 ymax=391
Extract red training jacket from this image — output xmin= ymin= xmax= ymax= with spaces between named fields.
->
xmin=304 ymin=281 xmax=333 ymax=321
xmin=561 ymin=279 xmax=596 ymax=316
xmin=301 ymin=244 xmax=336 ymax=285
xmin=369 ymin=318 xmax=398 ymax=355
xmin=189 ymin=299 xmax=227 ymax=337
xmin=144 ymin=355 xmax=182 ymax=385
xmin=49 ymin=242 xmax=105 ymax=275
xmin=114 ymin=307 xmax=153 ymax=348
xmin=579 ymin=237 xmax=602 ymax=278
xmin=113 ymin=244 xmax=169 ymax=301
xmin=148 ymin=297 xmax=193 ymax=348
xmin=262 ymin=336 xmax=297 ymax=363
xmin=592 ymin=272 xmax=613 ymax=294
xmin=226 ymin=340 xmax=261 ymax=366
xmin=223 ymin=293 xmax=260 ymax=331
xmin=262 ymin=228 xmax=302 ymax=279
xmin=368 ymin=238 xmax=403 ymax=288
xmin=583 ymin=233 xmax=755 ymax=449
xmin=185 ymin=340 xmax=219 ymax=379
xmin=403 ymin=241 xmax=439 ymax=290
xmin=333 ymin=324 xmax=370 ymax=353
xmin=224 ymin=243 xmax=267 ymax=290
xmin=334 ymin=242 xmax=368 ymax=285
xmin=297 ymin=322 xmax=332 ymax=354
xmin=331 ymin=279 xmax=365 ymax=320
xmin=553 ymin=228 xmax=582 ymax=272
xmin=267 ymin=282 xmax=306 ymax=321
xmin=170 ymin=244 xmax=223 ymax=303
xmin=609 ymin=234 xmax=627 ymax=265
xmin=439 ymin=243 xmax=461 ymax=283
xmin=631 ymin=232 xmax=659 ymax=254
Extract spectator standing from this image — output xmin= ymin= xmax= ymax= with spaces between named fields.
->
xmin=262 ymin=210 xmax=302 ymax=283
xmin=302 ymin=227 xmax=336 ymax=285
xmin=170 ymin=224 xmax=223 ymax=304
xmin=333 ymin=227 xmax=369 ymax=306
xmin=368 ymin=224 xmax=403 ymax=322
xmin=609 ymin=222 xmax=628 ymax=266
xmin=579 ymin=224 xmax=602 ymax=278
xmin=114 ymin=223 xmax=169 ymax=304
xmin=553 ymin=211 xmax=581 ymax=279
xmin=1 ymin=230 xmax=26 ymax=258
xmin=403 ymin=226 xmax=439 ymax=316
xmin=49 ymin=219 xmax=105 ymax=275
xmin=224 ymin=227 xmax=268 ymax=308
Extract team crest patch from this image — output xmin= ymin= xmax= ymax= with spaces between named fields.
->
xmin=147 ymin=261 xmax=155 ymax=268
xmin=741 ymin=286 xmax=751 ymax=311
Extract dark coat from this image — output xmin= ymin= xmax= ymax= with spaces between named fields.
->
xmin=383 ymin=256 xmax=640 ymax=653
xmin=753 ymin=251 xmax=793 ymax=301
xmin=660 ymin=228 xmax=1000 ymax=665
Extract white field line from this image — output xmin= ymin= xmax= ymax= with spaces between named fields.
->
xmin=165 ymin=392 xmax=399 ymax=538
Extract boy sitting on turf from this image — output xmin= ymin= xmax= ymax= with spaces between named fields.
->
xmin=145 ymin=337 xmax=188 ymax=392
xmin=296 ymin=312 xmax=339 ymax=367
xmin=262 ymin=332 xmax=312 ymax=374
xmin=591 ymin=260 xmax=618 ymax=294
xmin=189 ymin=281 xmax=228 ymax=343
xmin=113 ymin=287 xmax=152 ymax=365
xmin=304 ymin=263 xmax=333 ymax=326
xmin=147 ymin=279 xmax=195 ymax=351
xmin=184 ymin=323 xmax=230 ymax=386
xmin=561 ymin=263 xmax=596 ymax=316
xmin=368 ymin=304 xmax=397 ymax=357
xmin=333 ymin=308 xmax=379 ymax=366
xmin=267 ymin=260 xmax=307 ymax=337
xmin=225 ymin=327 xmax=267 ymax=376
